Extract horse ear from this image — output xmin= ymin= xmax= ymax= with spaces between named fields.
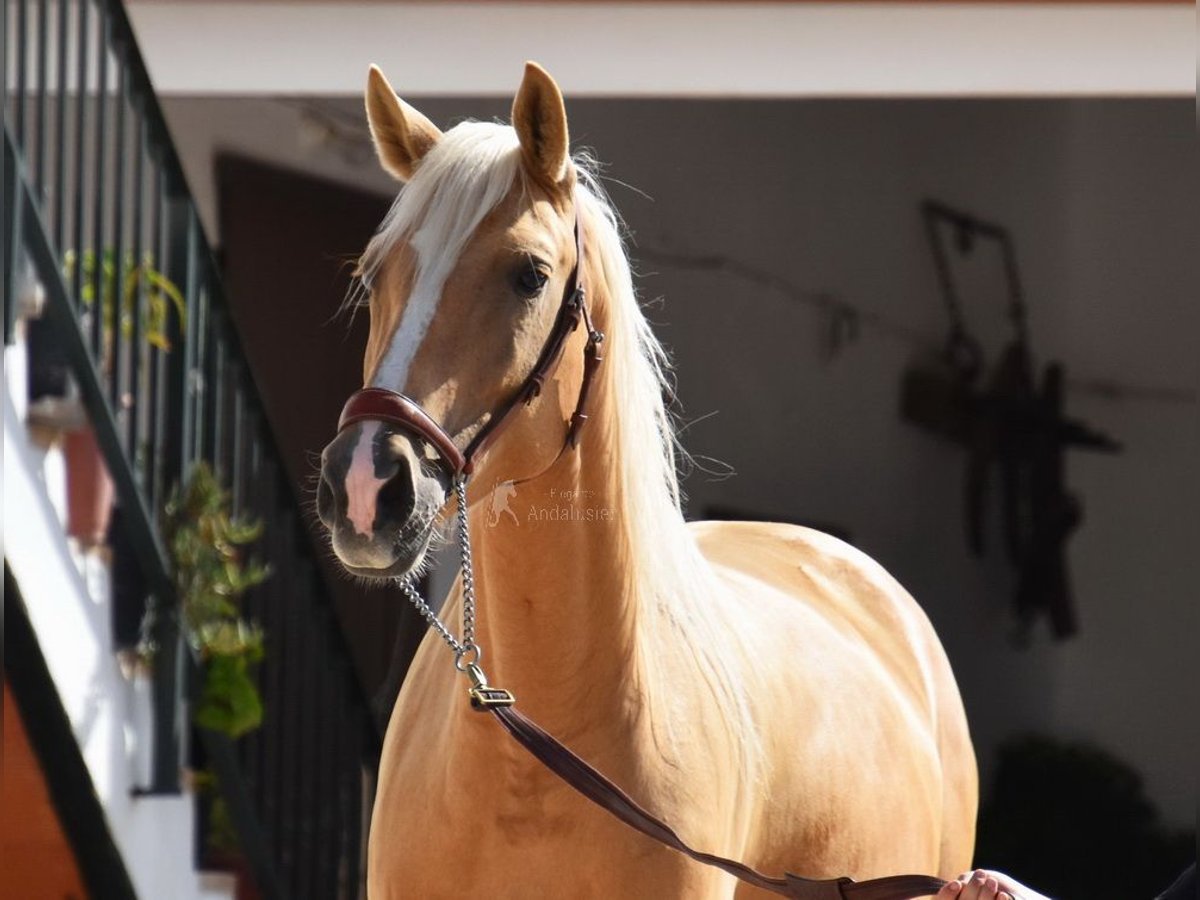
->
xmin=365 ymin=65 xmax=441 ymax=182
xmin=512 ymin=62 xmax=571 ymax=188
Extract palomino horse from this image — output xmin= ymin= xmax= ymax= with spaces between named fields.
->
xmin=317 ymin=62 xmax=977 ymax=899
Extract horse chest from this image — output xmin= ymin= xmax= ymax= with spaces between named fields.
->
xmin=369 ymin=770 xmax=711 ymax=898
xmin=369 ymin=715 xmax=729 ymax=898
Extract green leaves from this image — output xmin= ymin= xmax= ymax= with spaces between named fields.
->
xmin=164 ymin=462 xmax=270 ymax=739
xmin=194 ymin=652 xmax=264 ymax=739
xmin=63 ymin=248 xmax=186 ymax=352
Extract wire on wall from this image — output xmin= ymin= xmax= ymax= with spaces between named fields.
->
xmin=634 ymin=245 xmax=1195 ymax=408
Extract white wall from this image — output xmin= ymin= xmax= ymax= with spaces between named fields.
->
xmin=159 ymin=95 xmax=1197 ymax=827
xmin=4 ymin=333 xmax=235 ymax=900
xmin=125 ymin=2 xmax=1193 ymax=97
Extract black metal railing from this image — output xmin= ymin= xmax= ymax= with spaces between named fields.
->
xmin=3 ymin=1 xmax=378 ymax=897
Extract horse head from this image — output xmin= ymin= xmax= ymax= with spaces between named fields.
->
xmin=317 ymin=63 xmax=594 ymax=579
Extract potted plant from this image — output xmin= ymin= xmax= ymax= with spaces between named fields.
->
xmin=62 ymin=426 xmax=116 ymax=546
xmin=157 ymin=462 xmax=270 ymax=885
xmin=161 ymin=461 xmax=269 ymax=739
xmin=67 ymin=249 xmax=187 ymax=357
xmin=54 ymin=250 xmax=186 ymax=546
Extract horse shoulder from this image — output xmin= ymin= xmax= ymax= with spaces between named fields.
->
xmin=688 ymin=519 xmax=976 ymax=877
xmin=690 ymin=519 xmax=941 ymax=710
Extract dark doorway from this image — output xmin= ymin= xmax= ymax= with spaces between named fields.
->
xmin=216 ymin=154 xmax=423 ymax=728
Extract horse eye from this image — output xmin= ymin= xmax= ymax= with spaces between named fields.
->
xmin=515 ymin=262 xmax=550 ymax=298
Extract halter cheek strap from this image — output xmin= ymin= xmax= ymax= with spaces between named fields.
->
xmin=337 ymin=200 xmax=602 ymax=477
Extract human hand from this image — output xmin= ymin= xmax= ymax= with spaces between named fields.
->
xmin=935 ymin=868 xmax=1052 ymax=900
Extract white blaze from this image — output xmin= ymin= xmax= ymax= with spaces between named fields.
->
xmin=358 ymin=122 xmax=523 ymax=391
xmin=371 ymin=281 xmax=441 ymax=390
xmin=345 ymin=421 xmax=387 ymax=537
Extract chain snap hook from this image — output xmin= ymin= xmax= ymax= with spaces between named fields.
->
xmin=464 ymin=661 xmax=515 ymax=711
xmin=454 ymin=642 xmax=482 ymax=672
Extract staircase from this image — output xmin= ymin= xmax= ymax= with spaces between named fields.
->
xmin=3 ymin=1 xmax=379 ymax=897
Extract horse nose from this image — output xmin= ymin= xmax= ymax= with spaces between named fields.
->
xmin=317 ymin=464 xmax=339 ymax=528
xmin=374 ymin=454 xmax=416 ymax=530
xmin=322 ymin=421 xmax=417 ymax=540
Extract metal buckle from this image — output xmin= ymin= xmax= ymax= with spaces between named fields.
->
xmin=465 ymin=663 xmax=515 ymax=712
xmin=469 ymin=686 xmax=516 ymax=711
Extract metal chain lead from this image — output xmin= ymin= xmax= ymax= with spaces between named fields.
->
xmin=398 ymin=474 xmax=481 ymax=672
xmin=454 ymin=476 xmax=478 ymax=657
xmin=398 ymin=576 xmax=465 ymax=657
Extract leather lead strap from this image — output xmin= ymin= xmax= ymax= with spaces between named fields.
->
xmin=491 ymin=706 xmax=947 ymax=900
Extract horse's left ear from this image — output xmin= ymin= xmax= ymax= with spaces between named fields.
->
xmin=512 ymin=62 xmax=571 ymax=189
xmin=365 ymin=64 xmax=442 ymax=183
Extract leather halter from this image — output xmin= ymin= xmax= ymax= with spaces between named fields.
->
xmin=337 ymin=200 xmax=603 ymax=477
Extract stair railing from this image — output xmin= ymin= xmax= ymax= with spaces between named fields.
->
xmin=4 ymin=2 xmax=379 ymax=897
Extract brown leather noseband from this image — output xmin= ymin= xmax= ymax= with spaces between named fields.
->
xmin=337 ymin=202 xmax=603 ymax=477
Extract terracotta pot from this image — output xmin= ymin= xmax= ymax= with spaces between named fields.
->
xmin=63 ymin=426 xmax=115 ymax=546
xmin=200 ymin=844 xmax=262 ymax=900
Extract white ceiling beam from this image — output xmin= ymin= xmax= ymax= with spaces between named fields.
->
xmin=126 ymin=3 xmax=1193 ymax=98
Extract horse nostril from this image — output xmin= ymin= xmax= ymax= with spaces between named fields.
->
xmin=317 ymin=469 xmax=338 ymax=527
xmin=375 ymin=456 xmax=416 ymax=527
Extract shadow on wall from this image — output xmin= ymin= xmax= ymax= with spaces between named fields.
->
xmin=975 ymin=734 xmax=1194 ymax=900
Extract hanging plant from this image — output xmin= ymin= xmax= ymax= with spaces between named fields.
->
xmin=64 ymin=248 xmax=187 ymax=354
xmin=162 ymin=461 xmax=269 ymax=738
xmin=49 ymin=251 xmax=187 ymax=550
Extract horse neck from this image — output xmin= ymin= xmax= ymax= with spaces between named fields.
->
xmin=465 ymin=280 xmax=668 ymax=739
xmin=468 ymin=408 xmax=641 ymax=736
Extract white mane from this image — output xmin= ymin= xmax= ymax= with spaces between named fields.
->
xmin=360 ymin=122 xmax=520 ymax=292
xmin=574 ymin=170 xmax=762 ymax=773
